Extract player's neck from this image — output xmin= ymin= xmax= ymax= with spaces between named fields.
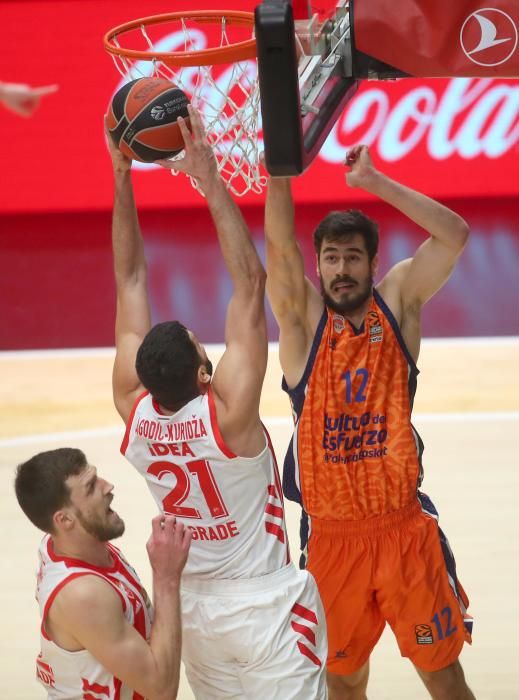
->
xmin=50 ymin=534 xmax=113 ymax=568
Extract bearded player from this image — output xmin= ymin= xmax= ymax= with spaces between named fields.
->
xmin=108 ymin=106 xmax=327 ymax=699
xmin=264 ymin=145 xmax=475 ymax=700
xmin=15 ymin=447 xmax=191 ymax=699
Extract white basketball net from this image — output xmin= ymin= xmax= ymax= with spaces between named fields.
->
xmin=109 ymin=18 xmax=265 ymax=197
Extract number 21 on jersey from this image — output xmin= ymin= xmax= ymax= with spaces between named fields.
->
xmin=147 ymin=459 xmax=229 ymax=519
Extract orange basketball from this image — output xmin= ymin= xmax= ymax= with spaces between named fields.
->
xmin=107 ymin=77 xmax=190 ymax=162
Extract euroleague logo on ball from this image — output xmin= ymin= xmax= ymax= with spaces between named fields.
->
xmin=150 ymin=105 xmax=166 ymax=121
xmin=460 ymin=8 xmax=518 ymax=66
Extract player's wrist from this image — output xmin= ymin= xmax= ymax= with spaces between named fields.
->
xmin=354 ymin=168 xmax=384 ymax=193
xmin=153 ymin=572 xmax=182 ymax=593
xmin=113 ymin=164 xmax=132 ymax=177
xmin=199 ymin=170 xmax=224 ymax=197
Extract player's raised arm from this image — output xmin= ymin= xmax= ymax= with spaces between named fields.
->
xmin=264 ymin=176 xmax=324 ymax=388
xmin=346 ymin=145 xmax=469 ymax=311
xmin=158 ymin=106 xmax=267 ymax=453
xmin=106 ymin=119 xmax=150 ymax=423
xmin=48 ymin=515 xmax=190 ymax=700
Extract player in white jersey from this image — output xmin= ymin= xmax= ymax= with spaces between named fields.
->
xmin=109 ymin=106 xmax=327 ymax=699
xmin=15 ymin=447 xmax=191 ymax=699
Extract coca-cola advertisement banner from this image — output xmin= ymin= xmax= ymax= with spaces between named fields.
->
xmin=1 ymin=0 xmax=518 ymax=213
xmin=354 ymin=1 xmax=519 ymax=77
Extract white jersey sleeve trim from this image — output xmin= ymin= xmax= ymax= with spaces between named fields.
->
xmin=121 ymin=390 xmax=149 ymax=456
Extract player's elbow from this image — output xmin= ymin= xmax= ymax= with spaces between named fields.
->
xmin=248 ymin=267 xmax=267 ymax=297
xmin=452 ymin=217 xmax=470 ymax=252
xmin=147 ymin=673 xmax=180 ymax=700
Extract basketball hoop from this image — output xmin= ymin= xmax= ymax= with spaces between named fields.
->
xmin=103 ymin=11 xmax=265 ymax=196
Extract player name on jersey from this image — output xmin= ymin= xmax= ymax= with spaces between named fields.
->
xmin=136 ymin=416 xmax=207 ymax=442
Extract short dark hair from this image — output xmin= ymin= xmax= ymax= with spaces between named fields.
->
xmin=313 ymin=210 xmax=379 ymax=262
xmin=15 ymin=448 xmax=87 ymax=533
xmin=136 ymin=321 xmax=201 ymax=411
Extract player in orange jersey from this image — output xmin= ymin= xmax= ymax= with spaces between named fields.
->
xmin=264 ymin=145 xmax=475 ymax=700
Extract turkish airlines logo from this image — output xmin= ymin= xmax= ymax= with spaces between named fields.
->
xmin=460 ymin=8 xmax=518 ymax=67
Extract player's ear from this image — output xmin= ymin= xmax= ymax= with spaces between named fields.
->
xmin=53 ymin=508 xmax=75 ymax=533
xmin=371 ymin=253 xmax=379 ymax=277
xmin=197 ymin=365 xmax=211 ymax=387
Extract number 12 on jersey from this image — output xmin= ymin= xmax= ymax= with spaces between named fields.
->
xmin=147 ymin=459 xmax=229 ymax=520
xmin=341 ymin=368 xmax=369 ymax=403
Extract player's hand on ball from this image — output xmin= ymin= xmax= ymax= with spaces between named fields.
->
xmin=104 ymin=115 xmax=132 ymax=173
xmin=156 ymin=105 xmax=219 ymax=192
xmin=345 ymin=145 xmax=376 ymax=188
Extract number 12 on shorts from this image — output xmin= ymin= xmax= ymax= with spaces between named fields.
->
xmin=432 ymin=606 xmax=457 ymax=640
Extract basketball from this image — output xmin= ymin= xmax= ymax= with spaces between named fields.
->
xmin=107 ymin=77 xmax=190 ymax=162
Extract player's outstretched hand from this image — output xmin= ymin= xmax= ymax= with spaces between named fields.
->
xmin=345 ymin=145 xmax=377 ymax=189
xmin=0 ymin=82 xmax=58 ymax=117
xmin=104 ymin=115 xmax=132 ymax=174
xmin=155 ymin=105 xmax=219 ymax=192
xmin=146 ymin=515 xmax=192 ymax=582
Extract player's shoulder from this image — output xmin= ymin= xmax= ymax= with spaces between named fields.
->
xmin=378 ymin=258 xmax=413 ymax=290
xmin=52 ymin=573 xmax=122 ymax=619
xmin=376 ymin=258 xmax=414 ymax=322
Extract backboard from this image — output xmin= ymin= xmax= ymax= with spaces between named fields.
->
xmin=255 ymin=0 xmax=519 ymax=176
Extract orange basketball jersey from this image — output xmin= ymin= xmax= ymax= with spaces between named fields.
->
xmin=283 ymin=289 xmax=424 ymax=524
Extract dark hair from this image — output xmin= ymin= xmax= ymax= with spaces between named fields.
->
xmin=15 ymin=448 xmax=87 ymax=533
xmin=136 ymin=321 xmax=201 ymax=411
xmin=313 ymin=210 xmax=379 ymax=262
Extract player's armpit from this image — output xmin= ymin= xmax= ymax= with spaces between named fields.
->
xmin=49 ymin=575 xmax=176 ymax=700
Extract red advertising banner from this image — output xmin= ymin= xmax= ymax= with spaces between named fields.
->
xmin=354 ymin=0 xmax=519 ymax=77
xmin=1 ymin=0 xmax=518 ymax=213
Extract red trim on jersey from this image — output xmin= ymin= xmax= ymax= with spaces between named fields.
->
xmin=263 ymin=423 xmax=291 ymax=564
xmin=120 ymin=391 xmax=149 ymax=455
xmin=207 ymin=386 xmax=236 ymax=459
xmin=46 ymin=538 xmax=118 ymax=574
xmin=151 ymin=397 xmax=166 ymax=415
xmin=291 ymin=620 xmax=316 ymax=645
xmin=292 ymin=602 xmax=318 ymax=624
xmin=41 ymin=572 xmax=126 ymax=640
xmin=265 ymin=503 xmax=284 ymax=519
xmin=297 ymin=640 xmax=322 ymax=667
xmin=82 ymin=678 xmax=110 ymax=696
xmin=107 ymin=543 xmax=141 ymax=592
xmin=265 ymin=522 xmax=285 ymax=543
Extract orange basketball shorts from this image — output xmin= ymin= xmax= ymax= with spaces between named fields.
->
xmin=306 ymin=498 xmax=472 ymax=675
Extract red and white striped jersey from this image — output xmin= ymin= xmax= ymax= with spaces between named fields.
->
xmin=36 ymin=535 xmax=153 ymax=700
xmin=121 ymin=387 xmax=290 ymax=579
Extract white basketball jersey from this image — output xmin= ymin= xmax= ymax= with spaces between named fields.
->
xmin=122 ymin=387 xmax=290 ymax=579
xmin=36 ymin=535 xmax=152 ymax=700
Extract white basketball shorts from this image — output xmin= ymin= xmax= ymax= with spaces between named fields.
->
xmin=181 ymin=563 xmax=328 ymax=699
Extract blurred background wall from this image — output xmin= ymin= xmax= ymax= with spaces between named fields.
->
xmin=2 ymin=0 xmax=518 ymax=349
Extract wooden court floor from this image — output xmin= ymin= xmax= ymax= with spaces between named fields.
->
xmin=1 ymin=339 xmax=518 ymax=699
